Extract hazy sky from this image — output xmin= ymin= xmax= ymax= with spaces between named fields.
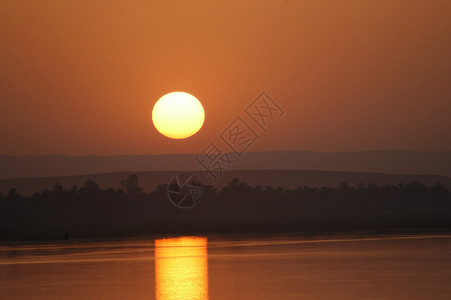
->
xmin=1 ymin=0 xmax=450 ymax=155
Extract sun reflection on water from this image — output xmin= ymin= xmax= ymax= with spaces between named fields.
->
xmin=155 ymin=236 xmax=208 ymax=300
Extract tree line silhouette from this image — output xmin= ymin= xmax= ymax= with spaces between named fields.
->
xmin=1 ymin=175 xmax=450 ymax=240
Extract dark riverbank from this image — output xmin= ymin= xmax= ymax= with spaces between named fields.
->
xmin=1 ymin=176 xmax=450 ymax=241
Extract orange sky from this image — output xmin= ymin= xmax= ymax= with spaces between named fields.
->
xmin=1 ymin=0 xmax=450 ymax=155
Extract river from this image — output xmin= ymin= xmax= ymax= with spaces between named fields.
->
xmin=1 ymin=234 xmax=450 ymax=299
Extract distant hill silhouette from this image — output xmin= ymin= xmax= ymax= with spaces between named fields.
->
xmin=1 ymin=151 xmax=450 ymax=179
xmin=0 ymin=170 xmax=450 ymax=197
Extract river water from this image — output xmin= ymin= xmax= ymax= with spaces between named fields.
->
xmin=1 ymin=234 xmax=450 ymax=299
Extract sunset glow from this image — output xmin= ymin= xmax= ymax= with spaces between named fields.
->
xmin=0 ymin=1 xmax=450 ymax=299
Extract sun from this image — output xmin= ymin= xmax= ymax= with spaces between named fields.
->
xmin=152 ymin=92 xmax=205 ymax=139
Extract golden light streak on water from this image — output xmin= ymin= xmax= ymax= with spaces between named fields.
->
xmin=155 ymin=236 xmax=208 ymax=300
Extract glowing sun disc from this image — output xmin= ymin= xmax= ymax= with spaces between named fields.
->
xmin=152 ymin=92 xmax=205 ymax=139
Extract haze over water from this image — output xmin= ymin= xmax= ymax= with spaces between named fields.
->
xmin=1 ymin=234 xmax=450 ymax=299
